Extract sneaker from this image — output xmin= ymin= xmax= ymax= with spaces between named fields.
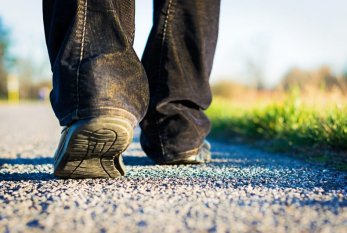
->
xmin=53 ymin=117 xmax=133 ymax=178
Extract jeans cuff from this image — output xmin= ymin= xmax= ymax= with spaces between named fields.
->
xmin=58 ymin=107 xmax=138 ymax=127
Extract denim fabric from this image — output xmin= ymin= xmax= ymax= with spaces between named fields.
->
xmin=43 ymin=0 xmax=220 ymax=163
xmin=43 ymin=0 xmax=148 ymax=126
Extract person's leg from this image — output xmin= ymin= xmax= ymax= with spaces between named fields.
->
xmin=43 ymin=0 xmax=149 ymax=178
xmin=140 ymin=0 xmax=220 ymax=164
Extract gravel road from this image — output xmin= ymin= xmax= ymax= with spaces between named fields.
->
xmin=0 ymin=104 xmax=347 ymax=233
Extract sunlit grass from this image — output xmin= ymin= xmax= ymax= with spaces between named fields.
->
xmin=206 ymin=94 xmax=347 ymax=169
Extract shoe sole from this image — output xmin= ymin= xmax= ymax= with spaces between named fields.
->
xmin=54 ymin=117 xmax=133 ymax=179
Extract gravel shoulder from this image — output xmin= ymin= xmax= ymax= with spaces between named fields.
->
xmin=0 ymin=104 xmax=347 ymax=233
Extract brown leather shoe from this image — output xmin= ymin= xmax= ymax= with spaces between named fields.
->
xmin=53 ymin=117 xmax=133 ymax=179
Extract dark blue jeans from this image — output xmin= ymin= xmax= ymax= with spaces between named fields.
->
xmin=43 ymin=0 xmax=220 ymax=163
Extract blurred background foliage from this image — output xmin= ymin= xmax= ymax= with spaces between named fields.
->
xmin=0 ymin=18 xmax=50 ymax=101
xmin=0 ymin=11 xmax=347 ymax=102
xmin=0 ymin=18 xmax=12 ymax=99
xmin=208 ymin=67 xmax=347 ymax=169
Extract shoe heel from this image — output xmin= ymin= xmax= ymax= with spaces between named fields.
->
xmin=54 ymin=117 xmax=133 ymax=179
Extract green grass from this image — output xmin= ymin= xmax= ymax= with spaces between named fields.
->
xmin=206 ymin=96 xmax=347 ymax=170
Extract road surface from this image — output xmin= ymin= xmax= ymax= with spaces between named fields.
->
xmin=0 ymin=104 xmax=346 ymax=233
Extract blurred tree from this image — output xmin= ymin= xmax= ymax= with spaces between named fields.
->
xmin=15 ymin=58 xmax=51 ymax=99
xmin=343 ymin=64 xmax=347 ymax=80
xmin=246 ymin=58 xmax=266 ymax=90
xmin=279 ymin=66 xmax=346 ymax=94
xmin=0 ymin=17 xmax=14 ymax=98
xmin=212 ymin=80 xmax=250 ymax=99
xmin=280 ymin=68 xmax=310 ymax=91
xmin=242 ymin=37 xmax=269 ymax=90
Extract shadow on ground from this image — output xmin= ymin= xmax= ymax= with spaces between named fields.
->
xmin=0 ymin=157 xmax=55 ymax=181
xmin=0 ymin=155 xmax=154 ymax=181
xmin=1 ymin=144 xmax=346 ymax=193
xmin=0 ymin=157 xmax=53 ymax=165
